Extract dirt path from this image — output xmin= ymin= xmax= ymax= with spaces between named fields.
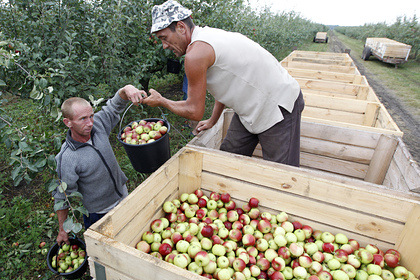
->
xmin=328 ymin=32 xmax=420 ymax=164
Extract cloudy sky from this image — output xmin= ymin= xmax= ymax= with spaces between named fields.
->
xmin=248 ymin=0 xmax=419 ymax=26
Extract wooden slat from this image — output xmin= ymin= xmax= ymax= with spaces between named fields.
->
xmin=284 ymin=67 xmax=364 ymax=84
xmin=365 ymin=135 xmax=398 ymax=184
xmin=85 ymin=230 xmax=205 ymax=280
xmin=303 ymin=106 xmax=365 ymax=125
xmin=363 ymin=102 xmax=380 ymax=126
xmin=290 ymin=57 xmax=353 ymax=66
xmin=302 ymin=89 xmax=357 ymax=99
xmin=395 ymin=204 xmax=420 ymax=275
xmin=281 ymin=61 xmax=358 ymax=74
xmin=302 ymin=116 xmax=403 ymax=136
xmin=297 ymin=78 xmax=370 ymax=97
xmin=200 ymin=171 xmax=403 ymax=244
xmin=301 ymin=120 xmax=380 ymax=149
xmin=300 ymin=152 xmax=368 ymax=179
xmin=198 ymin=148 xmax=419 ymax=222
xmin=179 ymin=148 xmax=203 ymax=194
xmin=384 ymin=139 xmax=420 ymax=192
xmin=300 ymin=136 xmax=374 ymax=164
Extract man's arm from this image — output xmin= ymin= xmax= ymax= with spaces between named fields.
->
xmin=118 ymin=85 xmax=147 ymax=105
xmin=56 ymin=208 xmax=70 ymax=245
xmin=194 ymin=100 xmax=225 ymax=133
xmin=143 ymin=41 xmax=215 ymax=121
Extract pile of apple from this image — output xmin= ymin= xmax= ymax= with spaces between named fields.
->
xmin=50 ymin=243 xmax=86 ymax=274
xmin=120 ymin=119 xmax=168 ymax=145
xmin=135 ymin=191 xmax=417 ymax=280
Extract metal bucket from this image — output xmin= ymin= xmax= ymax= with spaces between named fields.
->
xmin=117 ymin=118 xmax=171 ymax=173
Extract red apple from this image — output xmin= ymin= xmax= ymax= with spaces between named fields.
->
xmin=292 ymin=221 xmax=303 ymax=230
xmin=158 ymin=243 xmax=172 ymax=257
xmin=322 ymin=242 xmax=335 ymax=253
xmin=194 ymin=189 xmax=204 ymax=198
xmin=384 ymin=252 xmax=400 ymax=268
xmin=197 ymin=198 xmax=207 ymax=208
xmin=248 ymin=197 xmax=259 ymax=208
xmin=220 ymin=193 xmax=231 ymax=203
xmin=372 ymin=254 xmax=384 ymax=268
xmin=201 ymin=225 xmax=214 ymax=238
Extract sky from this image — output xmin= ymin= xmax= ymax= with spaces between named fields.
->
xmin=248 ymin=0 xmax=419 ymax=26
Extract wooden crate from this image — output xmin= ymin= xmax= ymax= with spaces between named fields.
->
xmin=280 ymin=51 xmax=402 ymax=136
xmin=365 ymin=38 xmax=412 ymax=60
xmin=84 ymin=146 xmax=420 ymax=279
xmin=188 ymin=109 xmax=420 ymax=192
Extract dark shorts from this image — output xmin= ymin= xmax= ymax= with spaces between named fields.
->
xmin=83 ymin=213 xmax=106 ymax=229
xmin=220 ymin=91 xmax=304 ymax=167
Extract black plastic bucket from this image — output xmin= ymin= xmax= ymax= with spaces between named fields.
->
xmin=167 ymin=59 xmax=181 ymax=74
xmin=117 ymin=118 xmax=171 ymax=173
xmin=46 ymin=237 xmax=88 ymax=279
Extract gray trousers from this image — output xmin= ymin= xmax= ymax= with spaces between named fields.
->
xmin=220 ymin=91 xmax=304 ymax=167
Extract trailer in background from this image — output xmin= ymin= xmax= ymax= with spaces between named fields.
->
xmin=362 ymin=38 xmax=412 ymax=68
xmin=313 ymin=32 xmax=328 ymax=43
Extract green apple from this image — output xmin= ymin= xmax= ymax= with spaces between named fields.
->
xmin=335 ymin=233 xmax=349 ymax=244
xmin=355 ymin=270 xmax=369 ymax=280
xmin=327 ymin=258 xmax=341 ymax=270
xmin=332 ymin=270 xmax=350 ymax=280
xmin=217 ymin=256 xmax=230 ymax=268
xmin=366 ymin=264 xmax=382 ymax=275
xmin=173 ymin=254 xmax=189 ymax=268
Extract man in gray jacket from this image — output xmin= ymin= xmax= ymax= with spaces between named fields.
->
xmin=53 ymin=85 xmax=145 ymax=245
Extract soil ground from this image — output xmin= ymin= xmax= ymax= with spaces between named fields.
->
xmin=328 ymin=32 xmax=420 ymax=164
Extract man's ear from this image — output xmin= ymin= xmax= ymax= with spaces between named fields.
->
xmin=63 ymin=118 xmax=71 ymax=128
xmin=176 ymin=22 xmax=186 ymax=33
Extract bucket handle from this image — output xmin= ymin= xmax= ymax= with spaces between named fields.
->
xmin=119 ymin=103 xmax=134 ymax=134
xmin=119 ymin=103 xmax=188 ymax=142
xmin=119 ymin=103 xmax=171 ymax=134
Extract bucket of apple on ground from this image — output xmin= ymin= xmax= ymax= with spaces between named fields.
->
xmin=117 ymin=118 xmax=171 ymax=173
xmin=46 ymin=237 xmax=88 ymax=279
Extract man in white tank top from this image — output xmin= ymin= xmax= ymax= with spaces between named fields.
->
xmin=144 ymin=0 xmax=304 ymax=167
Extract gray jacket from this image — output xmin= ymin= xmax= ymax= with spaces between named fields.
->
xmin=53 ymin=91 xmax=129 ymax=213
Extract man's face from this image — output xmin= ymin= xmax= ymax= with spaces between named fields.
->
xmin=156 ymin=25 xmax=188 ymax=57
xmin=64 ymin=103 xmax=94 ymax=142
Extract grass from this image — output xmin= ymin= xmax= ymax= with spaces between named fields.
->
xmin=335 ymin=32 xmax=420 ymax=117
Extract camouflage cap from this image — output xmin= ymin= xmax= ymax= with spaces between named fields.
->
xmin=151 ymin=0 xmax=192 ymax=33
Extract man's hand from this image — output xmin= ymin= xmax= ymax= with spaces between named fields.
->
xmin=56 ymin=208 xmax=70 ymax=245
xmin=193 ymin=119 xmax=215 ymax=135
xmin=142 ymin=89 xmax=163 ymax=107
xmin=57 ymin=230 xmax=70 ymax=245
xmin=119 ymin=85 xmax=147 ymax=106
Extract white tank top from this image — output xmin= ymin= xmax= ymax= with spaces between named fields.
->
xmin=190 ymin=26 xmax=300 ymax=134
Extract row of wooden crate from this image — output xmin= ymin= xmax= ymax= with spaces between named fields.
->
xmin=84 ymin=51 xmax=420 ymax=279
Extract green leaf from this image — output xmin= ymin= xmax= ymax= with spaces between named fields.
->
xmin=75 ymin=206 xmax=89 ymax=217
xmin=11 ymin=166 xmax=22 ymax=181
xmin=39 ymin=78 xmax=48 ymax=89
xmin=48 ymin=154 xmax=57 ymax=169
xmin=58 ymin=181 xmax=67 ymax=193
xmin=0 ymin=79 xmax=6 ymax=86
xmin=35 ymin=158 xmax=47 ymax=168
xmin=68 ymin=191 xmax=83 ymax=199
xmin=27 ymin=163 xmax=38 ymax=172
xmin=47 ymin=179 xmax=59 ymax=192
xmin=53 ymin=200 xmax=66 ymax=211
xmin=19 ymin=141 xmax=33 ymax=152
xmin=63 ymin=217 xmax=74 ymax=233
xmin=53 ymin=137 xmax=62 ymax=150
